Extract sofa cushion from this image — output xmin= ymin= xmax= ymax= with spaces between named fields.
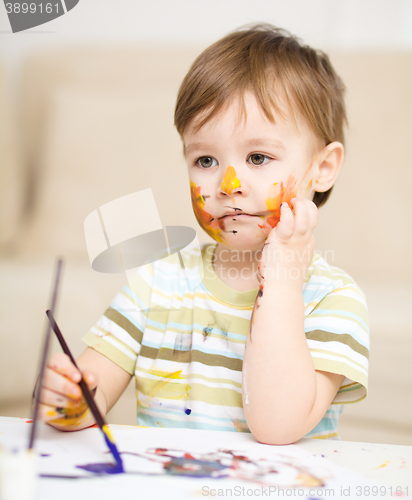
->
xmin=20 ymin=85 xmax=203 ymax=257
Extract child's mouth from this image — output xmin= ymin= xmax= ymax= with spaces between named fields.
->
xmin=218 ymin=211 xmax=263 ymax=220
xmin=221 ymin=213 xmax=255 ymax=219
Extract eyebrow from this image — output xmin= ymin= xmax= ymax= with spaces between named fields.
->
xmin=184 ymin=138 xmax=286 ymax=156
xmin=244 ymin=138 xmax=286 ymax=150
xmin=184 ymin=142 xmax=213 ymax=156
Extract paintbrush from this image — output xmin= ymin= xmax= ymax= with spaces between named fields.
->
xmin=45 ymin=310 xmax=124 ymax=473
xmin=29 ymin=258 xmax=63 ymax=450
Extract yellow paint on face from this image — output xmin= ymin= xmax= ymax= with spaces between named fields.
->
xmin=221 ymin=166 xmax=241 ymax=195
xmin=190 ymin=181 xmax=224 ymax=243
xmin=302 ymin=157 xmax=316 ymax=194
xmin=305 ymin=178 xmax=313 ymax=193
xmin=265 ymin=183 xmax=279 ymax=211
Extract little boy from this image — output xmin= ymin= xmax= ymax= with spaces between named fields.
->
xmin=38 ymin=24 xmax=369 ymax=444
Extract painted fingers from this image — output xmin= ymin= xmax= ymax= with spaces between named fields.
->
xmin=259 ymin=198 xmax=318 ymax=285
xmin=274 ymin=198 xmax=318 ymax=242
xmin=37 ymin=352 xmax=97 ymax=425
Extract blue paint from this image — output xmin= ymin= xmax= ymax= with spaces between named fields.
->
xmin=76 ymin=431 xmax=124 ymax=475
xmin=76 ymin=462 xmax=123 ymax=474
xmin=103 ymin=432 xmax=124 ymax=473
xmin=185 ymin=408 xmax=192 ymax=415
xmin=40 ymin=474 xmax=85 ymax=479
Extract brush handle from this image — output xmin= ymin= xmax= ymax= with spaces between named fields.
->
xmin=46 ymin=310 xmax=124 ymax=472
xmin=29 ymin=259 xmax=63 ymax=450
xmin=46 ymin=310 xmax=105 ymax=429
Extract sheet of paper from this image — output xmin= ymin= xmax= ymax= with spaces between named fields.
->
xmin=0 ymin=418 xmax=401 ymax=500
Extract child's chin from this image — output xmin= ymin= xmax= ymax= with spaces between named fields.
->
xmin=221 ymin=234 xmax=266 ymax=252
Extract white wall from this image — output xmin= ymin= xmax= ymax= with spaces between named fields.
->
xmin=1 ymin=0 xmax=412 ymax=95
xmin=0 ymin=0 xmax=412 ymax=98
xmin=1 ymin=0 xmax=412 ymax=60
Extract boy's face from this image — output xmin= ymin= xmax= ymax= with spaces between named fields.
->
xmin=184 ymin=93 xmax=322 ymax=252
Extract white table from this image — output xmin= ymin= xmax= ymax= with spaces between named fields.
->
xmin=0 ymin=417 xmax=411 ymax=500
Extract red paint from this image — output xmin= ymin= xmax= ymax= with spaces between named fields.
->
xmin=155 ymin=448 xmax=169 ymax=455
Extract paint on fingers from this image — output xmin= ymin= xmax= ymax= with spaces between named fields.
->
xmin=47 ymin=406 xmax=90 ymax=427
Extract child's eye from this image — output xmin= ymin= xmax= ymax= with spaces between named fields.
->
xmin=197 ymin=156 xmax=217 ymax=169
xmin=248 ymin=154 xmax=271 ymax=166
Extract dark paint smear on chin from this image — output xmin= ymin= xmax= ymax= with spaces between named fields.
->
xmin=76 ymin=462 xmax=123 ymax=475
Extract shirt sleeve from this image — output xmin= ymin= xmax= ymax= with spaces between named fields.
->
xmin=82 ymin=263 xmax=154 ymax=374
xmin=304 ymin=279 xmax=369 ymax=404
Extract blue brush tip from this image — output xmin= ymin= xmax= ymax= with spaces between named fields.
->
xmin=103 ymin=432 xmax=124 ymax=473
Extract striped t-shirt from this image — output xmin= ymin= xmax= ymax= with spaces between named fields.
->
xmin=83 ymin=240 xmax=369 ymax=439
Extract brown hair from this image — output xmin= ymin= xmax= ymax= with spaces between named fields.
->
xmin=174 ymin=23 xmax=347 ymax=207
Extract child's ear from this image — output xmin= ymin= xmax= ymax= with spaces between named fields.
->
xmin=314 ymin=142 xmax=344 ymax=193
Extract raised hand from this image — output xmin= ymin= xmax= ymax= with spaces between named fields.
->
xmin=258 ymin=198 xmax=318 ymax=285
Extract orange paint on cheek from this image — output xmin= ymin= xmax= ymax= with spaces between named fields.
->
xmin=264 ymin=173 xmax=298 ymax=228
xmin=190 ymin=181 xmax=223 ymax=243
xmin=221 ymin=166 xmax=240 ymax=195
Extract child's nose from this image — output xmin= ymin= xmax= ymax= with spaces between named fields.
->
xmin=220 ymin=166 xmax=244 ymax=196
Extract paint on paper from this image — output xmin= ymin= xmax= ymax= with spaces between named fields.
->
xmin=107 ymin=447 xmax=330 ymax=487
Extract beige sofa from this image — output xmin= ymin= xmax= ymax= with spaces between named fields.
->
xmin=0 ymin=47 xmax=411 ymax=445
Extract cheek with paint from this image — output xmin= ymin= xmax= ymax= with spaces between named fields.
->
xmin=190 ymin=165 xmax=241 ymax=245
xmin=259 ymin=159 xmax=315 ymax=233
xmin=261 ymin=172 xmax=298 ymax=230
xmin=190 ymin=181 xmax=223 ymax=243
